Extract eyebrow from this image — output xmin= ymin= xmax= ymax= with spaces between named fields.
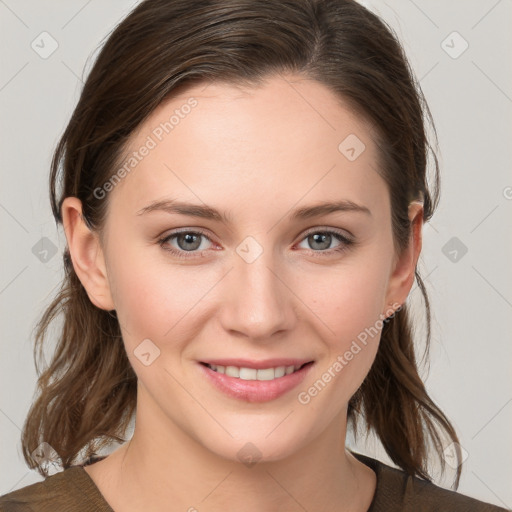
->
xmin=136 ymin=198 xmax=372 ymax=222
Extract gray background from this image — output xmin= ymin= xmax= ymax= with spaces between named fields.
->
xmin=1 ymin=0 xmax=511 ymax=507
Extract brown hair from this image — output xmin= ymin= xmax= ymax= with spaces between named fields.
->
xmin=21 ymin=0 xmax=463 ymax=487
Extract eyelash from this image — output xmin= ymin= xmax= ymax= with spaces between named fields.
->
xmin=158 ymin=228 xmax=356 ymax=260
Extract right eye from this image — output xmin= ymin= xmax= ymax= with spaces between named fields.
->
xmin=158 ymin=229 xmax=215 ymax=259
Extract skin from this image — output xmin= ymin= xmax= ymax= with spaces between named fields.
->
xmin=62 ymin=74 xmax=423 ymax=512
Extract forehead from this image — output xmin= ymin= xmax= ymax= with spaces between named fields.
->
xmin=107 ymin=74 xmax=387 ymax=219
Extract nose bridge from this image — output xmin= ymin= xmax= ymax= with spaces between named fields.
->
xmin=219 ymin=235 xmax=295 ymax=339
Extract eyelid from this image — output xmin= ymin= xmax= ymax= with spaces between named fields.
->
xmin=300 ymin=225 xmax=354 ymax=241
xmin=158 ymin=226 xmax=214 ymax=242
xmin=161 ymin=227 xmax=215 ymax=243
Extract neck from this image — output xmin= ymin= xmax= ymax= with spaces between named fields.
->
xmin=85 ymin=388 xmax=376 ymax=512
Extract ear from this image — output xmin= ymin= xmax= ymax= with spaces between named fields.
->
xmin=61 ymin=197 xmax=115 ymax=311
xmin=382 ymin=201 xmax=423 ymax=315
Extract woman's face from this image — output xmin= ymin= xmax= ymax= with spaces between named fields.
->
xmin=80 ymin=74 xmax=420 ymax=462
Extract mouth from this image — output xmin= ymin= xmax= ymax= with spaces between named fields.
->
xmin=198 ymin=360 xmax=315 ymax=402
xmin=200 ymin=361 xmax=314 ymax=381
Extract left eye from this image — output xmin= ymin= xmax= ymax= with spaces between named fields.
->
xmin=297 ymin=231 xmax=351 ymax=252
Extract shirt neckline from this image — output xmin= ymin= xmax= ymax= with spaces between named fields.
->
xmin=77 ymin=450 xmax=383 ymax=512
xmin=349 ymin=449 xmax=382 ymax=512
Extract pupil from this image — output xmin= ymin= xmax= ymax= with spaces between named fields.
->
xmin=310 ymin=233 xmax=330 ymax=250
xmin=179 ymin=233 xmax=201 ymax=251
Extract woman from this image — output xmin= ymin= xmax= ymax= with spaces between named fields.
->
xmin=0 ymin=0 xmax=507 ymax=510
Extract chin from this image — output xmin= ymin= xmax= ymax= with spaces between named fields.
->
xmin=200 ymin=430 xmax=308 ymax=467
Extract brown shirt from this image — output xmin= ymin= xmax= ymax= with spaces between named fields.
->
xmin=0 ymin=451 xmax=509 ymax=511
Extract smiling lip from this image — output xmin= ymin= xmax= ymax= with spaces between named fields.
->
xmin=198 ymin=359 xmax=315 ymax=403
xmin=200 ymin=358 xmax=312 ymax=369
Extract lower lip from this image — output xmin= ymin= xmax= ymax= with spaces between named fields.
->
xmin=198 ymin=362 xmax=315 ymax=403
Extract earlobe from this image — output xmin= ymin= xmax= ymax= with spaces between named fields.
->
xmin=61 ymin=197 xmax=115 ymax=311
xmin=383 ymin=202 xmax=424 ymax=314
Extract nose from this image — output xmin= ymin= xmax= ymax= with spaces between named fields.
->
xmin=218 ymin=243 xmax=297 ymax=342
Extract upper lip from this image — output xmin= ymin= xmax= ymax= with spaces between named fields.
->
xmin=200 ymin=358 xmax=314 ymax=370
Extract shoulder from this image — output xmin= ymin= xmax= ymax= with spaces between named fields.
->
xmin=351 ymin=451 xmax=510 ymax=512
xmin=380 ymin=464 xmax=509 ymax=512
xmin=0 ymin=465 xmax=112 ymax=512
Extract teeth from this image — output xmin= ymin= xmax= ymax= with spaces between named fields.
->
xmin=208 ymin=364 xmax=304 ymax=380
xmin=240 ymin=367 xmax=257 ymax=380
xmin=274 ymin=366 xmax=286 ymax=378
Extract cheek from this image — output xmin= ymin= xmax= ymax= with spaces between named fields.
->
xmin=296 ymin=255 xmax=391 ymax=341
xmin=292 ymin=251 xmax=392 ymax=398
xmin=106 ymin=245 xmax=219 ymax=349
